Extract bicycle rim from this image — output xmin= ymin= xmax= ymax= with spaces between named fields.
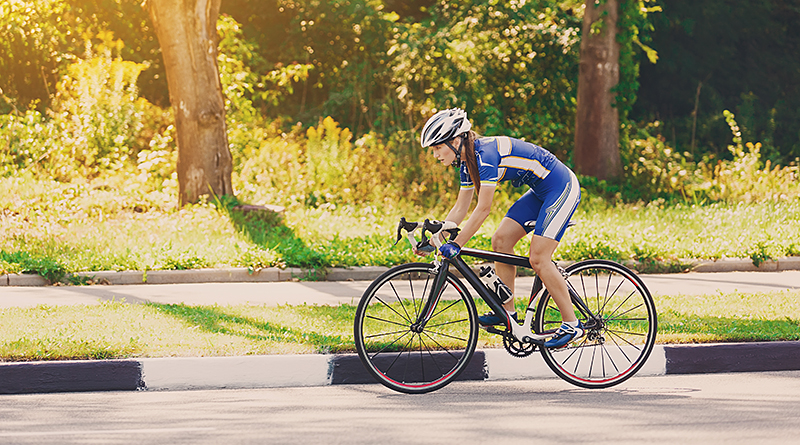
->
xmin=536 ymin=260 xmax=657 ymax=389
xmin=354 ymin=263 xmax=478 ymax=394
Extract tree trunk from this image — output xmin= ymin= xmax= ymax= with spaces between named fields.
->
xmin=574 ymin=0 xmax=621 ymax=180
xmin=146 ymin=0 xmax=232 ymax=205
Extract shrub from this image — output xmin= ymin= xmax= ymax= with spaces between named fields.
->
xmin=618 ymin=111 xmax=800 ymax=204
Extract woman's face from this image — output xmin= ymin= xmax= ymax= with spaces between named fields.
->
xmin=431 ymin=139 xmax=461 ymax=166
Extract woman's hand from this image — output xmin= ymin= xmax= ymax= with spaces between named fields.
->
xmin=412 ymin=243 xmax=435 ymax=257
xmin=439 ymin=241 xmax=461 ymax=259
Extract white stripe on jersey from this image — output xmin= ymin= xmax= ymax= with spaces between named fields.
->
xmin=497 ymin=136 xmax=513 ymax=156
xmin=500 ymin=156 xmax=551 ymax=179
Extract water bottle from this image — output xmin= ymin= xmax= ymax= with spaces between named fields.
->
xmin=478 ymin=265 xmax=513 ymax=305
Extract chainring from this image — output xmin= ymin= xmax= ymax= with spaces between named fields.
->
xmin=502 ymin=331 xmax=537 ymax=357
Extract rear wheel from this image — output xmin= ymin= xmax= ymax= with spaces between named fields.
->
xmin=535 ymin=260 xmax=657 ymax=388
xmin=354 ymin=262 xmax=478 ymax=394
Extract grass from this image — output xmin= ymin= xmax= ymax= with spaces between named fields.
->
xmin=1 ymin=290 xmax=798 ymax=361
xmin=2 ymin=176 xmax=800 ymax=280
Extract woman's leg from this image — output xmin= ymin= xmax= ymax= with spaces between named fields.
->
xmin=491 ymin=217 xmax=528 ymax=312
xmin=529 ymin=235 xmax=576 ymax=323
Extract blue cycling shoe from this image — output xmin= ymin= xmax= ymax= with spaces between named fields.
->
xmin=544 ymin=321 xmax=585 ymax=349
xmin=478 ymin=311 xmax=518 ymax=327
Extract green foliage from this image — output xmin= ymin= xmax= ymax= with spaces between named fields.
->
xmin=0 ymin=31 xmax=171 ymax=181
xmin=389 ymin=0 xmax=582 ymax=158
xmin=2 ymin=1 xmax=800 ymax=282
xmin=610 ymin=111 xmax=800 ymax=203
xmin=0 ymin=0 xmax=72 ymax=112
xmin=615 ymin=0 xmax=661 ymax=122
xmin=151 ymin=303 xmax=350 ymax=353
xmin=632 ymin=0 xmax=800 ymax=162
xmin=0 ymin=250 xmax=66 ymax=282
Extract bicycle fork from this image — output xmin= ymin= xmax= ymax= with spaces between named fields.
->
xmin=411 ymin=260 xmax=451 ymax=332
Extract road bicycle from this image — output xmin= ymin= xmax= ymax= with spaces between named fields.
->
xmin=353 ymin=218 xmax=657 ymax=394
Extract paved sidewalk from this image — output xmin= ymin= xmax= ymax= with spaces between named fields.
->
xmin=1 ymin=270 xmax=799 ymax=308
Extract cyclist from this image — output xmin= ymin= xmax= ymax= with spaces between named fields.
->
xmin=418 ymin=108 xmax=582 ymax=349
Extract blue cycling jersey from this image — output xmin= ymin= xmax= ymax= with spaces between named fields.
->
xmin=459 ymin=136 xmax=562 ymax=192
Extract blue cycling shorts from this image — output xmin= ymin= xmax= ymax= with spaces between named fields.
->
xmin=504 ymin=163 xmax=580 ymax=242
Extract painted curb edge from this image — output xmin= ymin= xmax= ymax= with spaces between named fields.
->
xmin=2 ymin=341 xmax=799 ymax=395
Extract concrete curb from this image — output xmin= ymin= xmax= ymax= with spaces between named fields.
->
xmin=2 ymin=341 xmax=799 ymax=394
xmin=3 ymin=257 xmax=800 ymax=287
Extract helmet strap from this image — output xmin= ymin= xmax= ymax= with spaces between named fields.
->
xmin=445 ymin=138 xmax=462 ymax=168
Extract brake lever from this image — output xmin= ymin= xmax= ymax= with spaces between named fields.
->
xmin=422 ymin=219 xmax=459 ymax=248
xmin=395 ymin=217 xmax=420 ymax=246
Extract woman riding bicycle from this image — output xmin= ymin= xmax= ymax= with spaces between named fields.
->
xmin=419 ymin=108 xmax=582 ymax=349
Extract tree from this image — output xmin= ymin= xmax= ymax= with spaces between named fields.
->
xmin=145 ymin=0 xmax=232 ymax=205
xmin=574 ymin=0 xmax=622 ymax=180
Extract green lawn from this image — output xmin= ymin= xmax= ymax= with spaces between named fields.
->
xmin=2 ymin=177 xmax=800 ymax=279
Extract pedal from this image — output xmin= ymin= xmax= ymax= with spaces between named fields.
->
xmin=484 ymin=326 xmax=506 ymax=336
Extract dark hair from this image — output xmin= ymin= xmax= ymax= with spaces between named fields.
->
xmin=461 ymin=130 xmax=481 ymax=195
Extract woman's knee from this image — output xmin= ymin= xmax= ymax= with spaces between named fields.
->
xmin=492 ymin=231 xmax=516 ymax=252
xmin=528 ymin=253 xmax=551 ymax=272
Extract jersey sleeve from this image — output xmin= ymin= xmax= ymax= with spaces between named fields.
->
xmin=460 ymin=138 xmax=501 ymax=190
xmin=459 ymin=163 xmax=473 ymax=189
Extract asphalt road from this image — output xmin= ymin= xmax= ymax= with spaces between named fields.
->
xmin=1 ymin=270 xmax=799 ymax=308
xmin=0 ymin=371 xmax=799 ymax=444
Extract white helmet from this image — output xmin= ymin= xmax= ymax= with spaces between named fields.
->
xmin=420 ymin=108 xmax=472 ymax=148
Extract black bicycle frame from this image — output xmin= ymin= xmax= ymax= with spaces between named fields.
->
xmin=414 ymin=247 xmax=598 ymax=332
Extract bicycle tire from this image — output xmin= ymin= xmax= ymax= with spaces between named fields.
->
xmin=535 ymin=259 xmax=657 ymax=389
xmin=354 ymin=262 xmax=479 ymax=394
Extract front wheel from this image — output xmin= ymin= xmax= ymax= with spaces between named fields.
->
xmin=535 ymin=260 xmax=657 ymax=389
xmin=354 ymin=262 xmax=478 ymax=394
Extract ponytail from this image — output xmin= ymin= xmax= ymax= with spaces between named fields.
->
xmin=462 ymin=131 xmax=481 ymax=196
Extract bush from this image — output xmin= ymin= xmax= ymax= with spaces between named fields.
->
xmin=616 ymin=111 xmax=800 ymax=204
xmin=0 ymin=33 xmax=172 ymax=183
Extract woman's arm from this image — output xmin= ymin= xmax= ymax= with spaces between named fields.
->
xmin=452 ymin=185 xmax=496 ymax=247
xmin=444 ymin=188 xmax=474 ymax=225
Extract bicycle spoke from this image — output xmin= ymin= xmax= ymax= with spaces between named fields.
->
xmin=606 ymin=316 xmax=649 ymax=323
xmin=387 ymin=283 xmax=413 ymax=323
xmin=369 ymin=330 xmax=412 ymax=359
xmin=606 ymin=328 xmax=645 ymax=350
xmin=365 ymin=314 xmax=411 ymax=330
xmin=606 ymin=331 xmax=635 ymax=363
xmin=606 ymin=290 xmax=639 ymax=320
xmin=389 ymin=333 xmax=417 ymax=378
xmin=605 ymin=327 xmax=647 ymax=338
xmin=430 ymin=299 xmax=464 ymax=320
xmin=375 ymin=293 xmax=412 ymax=324
xmin=598 ymin=278 xmax=626 ymax=315
xmin=421 ymin=331 xmax=460 ymax=361
xmin=601 ymin=342 xmax=622 ymax=374
xmin=605 ymin=303 xmax=645 ymax=322
xmin=424 ymin=317 xmax=469 ymax=330
xmin=364 ymin=327 xmax=409 ymax=340
xmin=422 ymin=328 xmax=469 ymax=343
xmin=417 ymin=334 xmax=453 ymax=384
xmin=588 ymin=339 xmax=597 ymax=377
